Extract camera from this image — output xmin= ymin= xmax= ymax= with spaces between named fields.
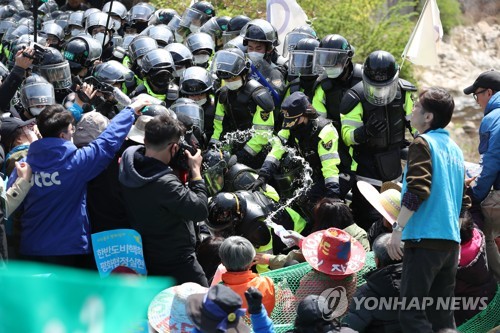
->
xmin=170 ymin=137 xmax=197 ymax=171
xmin=22 ymin=43 xmax=47 ymax=65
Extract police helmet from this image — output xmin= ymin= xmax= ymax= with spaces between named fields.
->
xmin=170 ymin=97 xmax=204 ymax=131
xmin=199 ymin=16 xmax=230 ymax=42
xmin=202 ymin=148 xmax=232 ymax=196
xmin=128 ymin=35 xmax=158 ymax=65
xmin=184 ymin=32 xmax=215 ymax=66
xmin=282 ymin=25 xmax=317 ymax=57
xmin=141 ymin=24 xmax=174 ymax=47
xmin=362 ymin=50 xmax=400 ymax=106
xmin=20 ymin=74 xmax=55 ymax=116
xmin=180 ymin=66 xmax=213 ymax=95
xmin=0 ymin=4 xmax=16 ymax=19
xmin=38 ymin=0 xmax=58 ymax=16
xmin=93 ymin=60 xmax=135 ymax=86
xmin=313 ymin=34 xmax=354 ymax=78
xmin=35 ymin=47 xmax=72 ymax=90
xmin=86 ymin=11 xmax=115 ymax=34
xmin=41 ymin=22 xmax=65 ymax=42
xmin=222 ymin=35 xmax=247 ymax=53
xmin=210 ymin=48 xmax=248 ymax=80
xmin=62 ymin=35 xmax=102 ymax=71
xmin=207 ymin=192 xmax=244 ymax=231
xmin=222 ymin=15 xmax=250 ymax=45
xmin=241 ymin=19 xmax=279 ymax=47
xmin=148 ymin=8 xmax=179 ymax=26
xmin=164 ymin=42 xmax=193 ymax=75
xmin=288 ymin=37 xmax=319 ymax=77
xmin=102 ymin=2 xmax=127 ymax=19
xmin=141 ymin=104 xmax=176 ymax=118
xmin=83 ymin=8 xmax=100 ymax=21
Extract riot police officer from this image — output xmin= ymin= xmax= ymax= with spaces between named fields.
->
xmin=340 ymin=50 xmax=416 ymax=230
xmin=209 ymin=48 xmax=275 ymax=169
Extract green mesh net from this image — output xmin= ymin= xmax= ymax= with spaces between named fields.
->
xmin=261 ymin=252 xmax=377 ymax=332
xmin=260 ymin=252 xmax=500 ymax=333
xmin=457 ymin=284 xmax=500 ymax=333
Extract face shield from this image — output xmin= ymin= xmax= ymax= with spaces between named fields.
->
xmin=171 ymin=102 xmax=204 ymax=131
xmin=313 ymin=48 xmax=352 ymax=78
xmin=211 ymin=51 xmax=246 ymax=79
xmin=148 ymin=70 xmax=173 ymax=93
xmin=128 ymin=38 xmax=158 ymax=63
xmin=288 ymin=50 xmax=315 ymax=77
xmin=179 ymin=8 xmax=207 ymax=33
xmin=21 ymin=82 xmax=55 ymax=110
xmin=283 ymin=32 xmax=314 ymax=58
xmin=222 ymin=30 xmax=240 ymax=46
xmin=200 ymin=18 xmax=221 ymax=39
xmin=362 ymin=72 xmax=400 ymax=106
xmin=203 ymin=158 xmax=227 ymax=196
xmin=38 ymin=61 xmax=72 ymax=89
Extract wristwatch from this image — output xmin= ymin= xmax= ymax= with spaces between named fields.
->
xmin=392 ymin=222 xmax=404 ymax=232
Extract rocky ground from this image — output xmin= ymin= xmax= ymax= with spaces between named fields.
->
xmin=412 ymin=20 xmax=500 ymax=161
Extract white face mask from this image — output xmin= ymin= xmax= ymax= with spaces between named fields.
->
xmin=193 ymin=54 xmax=210 ymax=65
xmin=325 ymin=67 xmax=343 ymax=79
xmin=189 ymin=24 xmax=200 ymax=33
xmin=70 ymin=28 xmax=84 ymax=37
xmin=226 ymin=78 xmax=243 ymax=91
xmin=195 ymin=98 xmax=207 ymax=106
xmin=93 ymin=32 xmax=110 ymax=46
xmin=247 ymin=51 xmax=265 ymax=63
xmin=29 ymin=107 xmax=44 ymax=116
xmin=174 ymin=67 xmax=186 ymax=78
xmin=112 ymin=19 xmax=121 ymax=31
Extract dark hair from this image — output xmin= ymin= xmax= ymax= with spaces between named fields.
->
xmin=459 ymin=211 xmax=474 ymax=245
xmin=37 ymin=104 xmax=75 ymax=138
xmin=144 ymin=114 xmax=184 ymax=151
xmin=4 ymin=127 xmax=24 ymax=152
xmin=312 ymin=198 xmax=353 ymax=232
xmin=372 ymin=233 xmax=403 ymax=267
xmin=419 ymin=87 xmax=454 ymax=129
xmin=196 ymin=236 xmax=224 ymax=284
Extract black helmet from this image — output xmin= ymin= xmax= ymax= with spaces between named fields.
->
xmin=0 ymin=5 xmax=16 ymax=19
xmin=86 ymin=11 xmax=115 ymax=34
xmin=41 ymin=22 xmax=65 ymax=44
xmin=180 ymin=66 xmax=213 ymax=95
xmin=93 ymin=60 xmax=135 ymax=89
xmin=83 ymin=8 xmax=100 ymax=21
xmin=142 ymin=49 xmax=175 ymax=94
xmin=141 ymin=104 xmax=176 ymax=118
xmin=141 ymin=24 xmax=174 ymax=47
xmin=362 ymin=50 xmax=399 ymax=106
xmin=170 ymin=97 xmax=204 ymax=131
xmin=222 ymin=35 xmax=246 ymax=53
xmin=202 ymin=148 xmax=232 ymax=196
xmin=178 ymin=1 xmax=215 ymax=37
xmin=288 ymin=38 xmax=319 ymax=77
xmin=127 ymin=2 xmax=155 ymax=33
xmin=313 ymin=34 xmax=354 ymax=78
xmin=199 ymin=16 xmax=230 ymax=47
xmin=36 ymin=47 xmax=72 ymax=90
xmin=128 ymin=35 xmax=158 ymax=65
xmin=191 ymin=1 xmax=216 ymax=19
xmin=20 ymin=74 xmax=56 ymax=116
xmin=283 ymin=25 xmax=317 ymax=57
xmin=242 ymin=19 xmax=279 ymax=47
xmin=207 ymin=192 xmax=244 ymax=231
xmin=62 ymin=35 xmax=102 ymax=71
xmin=148 ymin=8 xmax=179 ymax=26
xmin=184 ymin=32 xmax=215 ymax=67
xmin=164 ymin=42 xmax=193 ymax=77
xmin=102 ymin=2 xmax=127 ymax=19
xmin=222 ymin=15 xmax=250 ymax=45
xmin=210 ymin=48 xmax=248 ymax=80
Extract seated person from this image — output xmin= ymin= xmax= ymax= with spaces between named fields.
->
xmin=295 ymin=228 xmax=366 ymax=317
xmin=343 ymin=233 xmax=404 ymax=332
xmin=219 ymin=236 xmax=276 ymax=315
xmin=455 ymin=211 xmax=497 ymax=326
xmin=291 ymin=295 xmax=357 ymax=333
xmin=313 ymin=198 xmax=370 ymax=252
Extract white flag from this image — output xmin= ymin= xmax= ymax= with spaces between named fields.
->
xmin=402 ymin=0 xmax=443 ymax=66
xmin=266 ymin=0 xmax=309 ymax=55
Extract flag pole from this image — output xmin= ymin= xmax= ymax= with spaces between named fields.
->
xmin=401 ymin=0 xmax=431 ymax=71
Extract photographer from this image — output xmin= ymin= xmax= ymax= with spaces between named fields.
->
xmin=118 ymin=114 xmax=209 ymax=286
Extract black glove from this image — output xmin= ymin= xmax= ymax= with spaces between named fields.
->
xmin=244 ymin=287 xmax=263 ymax=314
xmin=247 ymin=176 xmax=267 ymax=192
xmin=365 ymin=113 xmax=387 ymax=137
xmin=339 ymin=172 xmax=356 ymax=199
xmin=234 ymin=149 xmax=253 ymax=166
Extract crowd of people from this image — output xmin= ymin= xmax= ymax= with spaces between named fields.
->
xmin=0 ymin=0 xmax=499 ymax=332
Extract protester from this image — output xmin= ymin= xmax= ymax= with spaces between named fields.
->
xmin=463 ymin=69 xmax=500 ymax=281
xmin=11 ymin=92 xmax=151 ymax=269
xmin=218 ymin=236 xmax=276 ymax=315
xmin=387 ymin=87 xmax=471 ymax=332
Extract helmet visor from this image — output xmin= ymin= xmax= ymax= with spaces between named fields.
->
xmin=312 ymin=48 xmax=351 ymax=77
xmin=200 ymin=17 xmax=220 ymax=38
xmin=39 ymin=62 xmax=72 ymax=89
xmin=23 ymin=83 xmax=55 ymax=107
xmin=129 ymin=38 xmax=158 ymax=62
xmin=222 ymin=30 xmax=239 ymax=45
xmin=171 ymin=103 xmax=204 ymax=131
xmin=203 ymin=159 xmax=226 ymax=196
xmin=211 ymin=51 xmax=245 ymax=78
xmin=283 ymin=32 xmax=314 ymax=57
xmin=179 ymin=8 xmax=207 ymax=31
xmin=362 ymin=73 xmax=399 ymax=106
xmin=288 ymin=50 xmax=314 ymax=76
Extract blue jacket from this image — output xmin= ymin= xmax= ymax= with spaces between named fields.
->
xmin=13 ymin=107 xmax=135 ymax=256
xmin=471 ymin=92 xmax=500 ymax=202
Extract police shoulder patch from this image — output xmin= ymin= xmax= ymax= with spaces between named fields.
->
xmin=260 ymin=111 xmax=271 ymax=121
xmin=322 ymin=140 xmax=333 ymax=150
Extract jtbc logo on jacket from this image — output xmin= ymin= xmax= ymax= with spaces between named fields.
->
xmin=32 ymin=171 xmax=61 ymax=187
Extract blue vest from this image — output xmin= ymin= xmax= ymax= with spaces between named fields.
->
xmin=401 ymin=129 xmax=464 ymax=243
